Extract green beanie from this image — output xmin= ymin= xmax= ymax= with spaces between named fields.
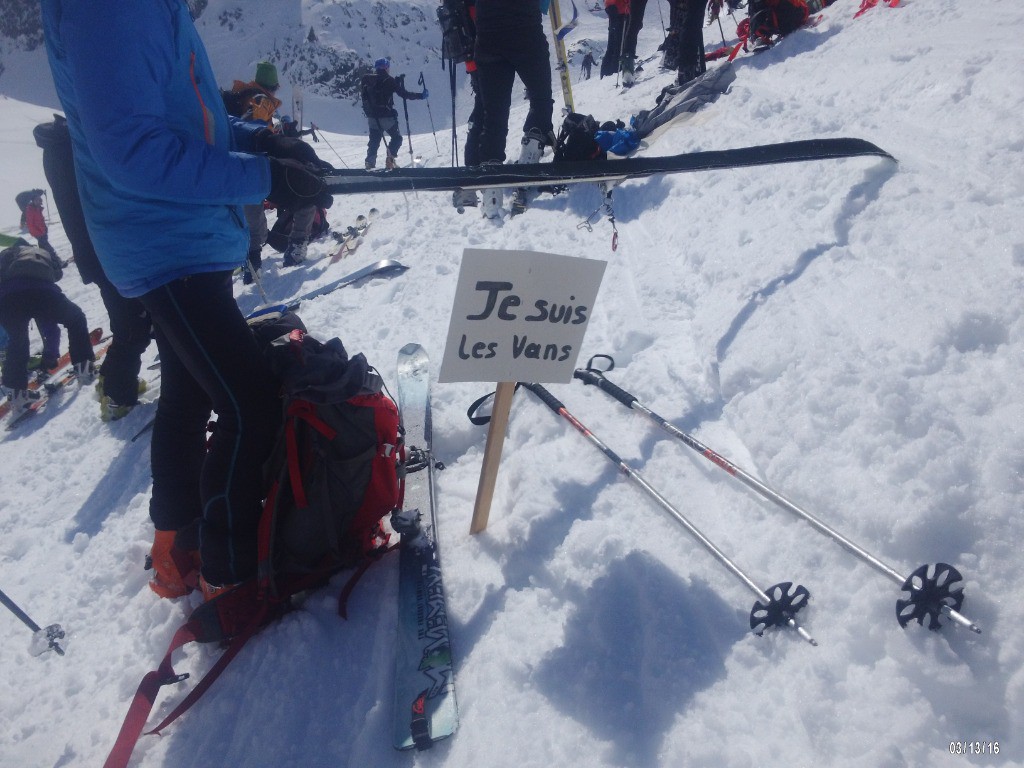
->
xmin=254 ymin=61 xmax=279 ymax=89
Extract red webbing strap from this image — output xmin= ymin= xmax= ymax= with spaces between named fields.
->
xmin=145 ymin=603 xmax=270 ymax=736
xmin=284 ymin=400 xmax=337 ymax=509
xmin=337 ymin=541 xmax=400 ymax=619
xmin=256 ymin=480 xmax=282 ymax=593
xmin=856 ymin=0 xmax=897 ymax=17
xmin=103 ymin=621 xmax=201 ymax=768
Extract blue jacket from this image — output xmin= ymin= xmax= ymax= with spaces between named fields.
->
xmin=40 ymin=0 xmax=272 ymax=297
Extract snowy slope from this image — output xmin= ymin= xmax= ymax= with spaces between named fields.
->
xmin=2 ymin=1 xmax=1023 ymax=767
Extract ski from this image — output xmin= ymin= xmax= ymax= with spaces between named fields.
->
xmin=0 ymin=327 xmax=104 ymax=421
xmin=290 ymin=258 xmax=407 ymax=308
xmin=325 ymin=138 xmax=893 ymax=196
xmin=245 ymin=259 xmax=407 ymax=318
xmin=6 ymin=339 xmax=111 ymax=430
xmin=329 ymin=208 xmax=378 ymax=263
xmin=391 ymin=343 xmax=458 ymax=750
xmin=291 ymin=85 xmax=303 ymax=130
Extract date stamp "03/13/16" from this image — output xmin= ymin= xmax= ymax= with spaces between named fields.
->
xmin=949 ymin=742 xmax=999 ymax=756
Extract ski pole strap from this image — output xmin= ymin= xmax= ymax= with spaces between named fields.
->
xmin=466 ymin=384 xmax=522 ymax=425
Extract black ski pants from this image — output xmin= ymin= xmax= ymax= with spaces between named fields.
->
xmin=622 ymin=0 xmax=650 ymax=62
xmin=96 ymin=277 xmax=151 ymax=406
xmin=666 ymin=0 xmax=708 ymax=83
xmin=464 ymin=70 xmax=485 ymax=167
xmin=601 ymin=6 xmax=627 ymax=77
xmin=140 ymin=271 xmax=280 ymax=586
xmin=475 ymin=32 xmax=554 ymax=164
xmin=0 ymin=284 xmax=93 ymax=391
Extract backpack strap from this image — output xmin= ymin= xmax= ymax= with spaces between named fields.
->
xmin=285 ymin=399 xmax=337 ymax=509
xmin=103 ymin=622 xmax=199 ymax=768
xmin=336 ymin=534 xmax=400 ymax=619
xmin=144 ymin=612 xmax=267 ymax=736
xmin=103 ymin=604 xmax=274 ymax=768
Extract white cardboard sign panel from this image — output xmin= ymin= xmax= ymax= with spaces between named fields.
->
xmin=439 ymin=248 xmax=606 ymax=384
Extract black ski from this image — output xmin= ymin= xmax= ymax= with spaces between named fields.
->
xmin=324 ymin=138 xmax=894 ymax=195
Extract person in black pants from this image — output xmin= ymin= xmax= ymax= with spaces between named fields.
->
xmin=473 ymin=0 xmax=555 ymax=214
xmin=0 ymin=244 xmax=96 ymax=412
xmin=33 ymin=116 xmax=153 ymax=421
xmin=663 ymin=0 xmax=709 ymax=86
xmin=601 ymin=0 xmax=629 ymax=78
xmin=619 ymin=0 xmax=649 ymax=83
xmin=141 ymin=271 xmax=281 ymax=589
xmin=361 ymin=58 xmax=427 ymax=170
xmin=42 ymin=0 xmax=331 ymax=637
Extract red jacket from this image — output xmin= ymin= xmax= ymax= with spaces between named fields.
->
xmin=25 ymin=201 xmax=47 ymax=239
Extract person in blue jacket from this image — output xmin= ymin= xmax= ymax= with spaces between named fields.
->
xmin=41 ymin=0 xmax=332 ymax=638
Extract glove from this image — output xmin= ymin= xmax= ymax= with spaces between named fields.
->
xmin=256 ymin=130 xmax=320 ymax=165
xmin=267 ymin=157 xmax=331 ymax=210
xmin=420 ymin=89 xmax=429 ymax=99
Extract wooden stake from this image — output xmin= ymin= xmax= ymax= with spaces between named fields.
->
xmin=469 ymin=381 xmax=516 ymax=534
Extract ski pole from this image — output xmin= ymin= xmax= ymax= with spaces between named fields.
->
xmin=244 ymin=254 xmax=269 ymax=304
xmin=314 ymin=129 xmax=350 ymax=169
xmin=418 ymin=72 xmax=439 ymax=153
xmin=0 ymin=586 xmax=66 ymax=656
xmin=448 ymin=66 xmax=460 ymax=166
xmin=398 ymin=75 xmax=415 ymax=166
xmin=521 ymin=382 xmax=817 ymax=645
xmin=573 ymin=356 xmax=982 ymax=634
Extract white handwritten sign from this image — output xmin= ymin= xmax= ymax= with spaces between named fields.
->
xmin=439 ymin=248 xmax=606 ymax=383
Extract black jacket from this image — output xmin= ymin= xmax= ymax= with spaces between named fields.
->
xmin=473 ymin=0 xmax=548 ymax=64
xmin=361 ymin=72 xmax=422 ymax=120
xmin=32 ymin=116 xmax=105 ymax=286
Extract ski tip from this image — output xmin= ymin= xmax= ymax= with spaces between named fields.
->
xmin=398 ymin=342 xmax=425 ymax=357
xmin=378 ymin=259 xmax=409 ymax=274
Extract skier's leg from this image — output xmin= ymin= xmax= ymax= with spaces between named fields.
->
xmin=0 ymin=300 xmax=32 ymax=392
xmin=98 ymin=277 xmax=151 ymax=407
xmin=366 ymin=119 xmax=384 ymax=167
xmin=140 ymin=271 xmax=281 ymax=586
xmin=475 ymin=58 xmax=517 ymax=164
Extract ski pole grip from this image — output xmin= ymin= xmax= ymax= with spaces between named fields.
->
xmin=522 ymin=382 xmax=563 ymax=413
xmin=573 ymin=368 xmax=636 ymax=407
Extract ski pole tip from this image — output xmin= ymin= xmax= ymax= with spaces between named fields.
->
xmin=943 ymin=605 xmax=982 ymax=634
xmin=795 ymin=624 xmax=818 ymax=647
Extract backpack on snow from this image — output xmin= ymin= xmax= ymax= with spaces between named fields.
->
xmin=553 ymin=112 xmax=607 ymax=163
xmin=252 ymin=312 xmax=403 ymax=588
xmin=103 ymin=313 xmax=405 ymax=768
